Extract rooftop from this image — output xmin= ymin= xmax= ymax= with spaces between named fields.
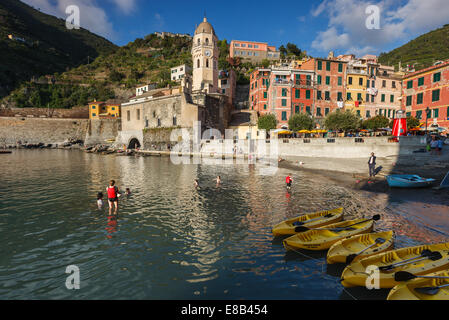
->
xmin=403 ymin=60 xmax=449 ymax=79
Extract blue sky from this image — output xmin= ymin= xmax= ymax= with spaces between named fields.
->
xmin=24 ymin=0 xmax=449 ymax=58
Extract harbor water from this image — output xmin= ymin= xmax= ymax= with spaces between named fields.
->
xmin=0 ymin=150 xmax=447 ymax=299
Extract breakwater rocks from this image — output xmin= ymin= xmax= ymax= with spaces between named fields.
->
xmin=3 ymin=139 xmax=84 ymax=150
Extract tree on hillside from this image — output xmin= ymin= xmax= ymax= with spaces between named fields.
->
xmin=258 ymin=114 xmax=277 ymax=132
xmin=324 ymin=110 xmax=361 ymax=132
xmin=286 ymin=43 xmax=302 ymax=57
xmin=260 ymin=59 xmax=270 ymax=68
xmin=288 ymin=113 xmax=314 ymax=131
xmin=279 ymin=45 xmax=287 ymax=58
xmin=109 ymin=70 xmax=124 ymax=82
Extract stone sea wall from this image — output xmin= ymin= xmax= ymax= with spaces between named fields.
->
xmin=0 ymin=106 xmax=89 ymax=119
xmin=0 ymin=117 xmax=88 ymax=145
xmin=84 ymin=119 xmax=120 ymax=146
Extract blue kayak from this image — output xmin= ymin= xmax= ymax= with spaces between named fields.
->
xmin=386 ymin=175 xmax=436 ymax=188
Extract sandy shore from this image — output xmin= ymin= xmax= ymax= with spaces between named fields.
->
xmin=279 ymin=155 xmax=449 ymax=211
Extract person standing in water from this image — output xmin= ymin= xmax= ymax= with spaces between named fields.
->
xmin=106 ymin=180 xmax=119 ymax=215
xmin=194 ymin=179 xmax=199 ymax=188
xmin=286 ymin=174 xmax=293 ymax=190
xmin=215 ymin=176 xmax=221 ymax=186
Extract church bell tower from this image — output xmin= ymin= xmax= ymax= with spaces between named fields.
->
xmin=191 ymin=17 xmax=219 ymax=93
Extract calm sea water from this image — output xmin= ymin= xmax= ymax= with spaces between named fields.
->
xmin=0 ymin=150 xmax=447 ymax=300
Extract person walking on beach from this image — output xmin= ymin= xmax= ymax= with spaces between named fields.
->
xmin=286 ymin=174 xmax=293 ymax=190
xmin=106 ymin=180 xmax=119 ymax=215
xmin=368 ymin=152 xmax=376 ymax=177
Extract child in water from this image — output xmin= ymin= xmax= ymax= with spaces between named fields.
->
xmin=286 ymin=174 xmax=293 ymax=190
xmin=125 ymin=188 xmax=131 ymax=196
xmin=106 ymin=180 xmax=119 ymax=215
xmin=215 ymin=176 xmax=221 ymax=185
xmin=194 ymin=179 xmax=199 ymax=188
xmin=97 ymin=192 xmax=104 ymax=209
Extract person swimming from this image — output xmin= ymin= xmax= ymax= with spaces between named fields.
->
xmin=125 ymin=188 xmax=131 ymax=196
xmin=97 ymin=192 xmax=104 ymax=209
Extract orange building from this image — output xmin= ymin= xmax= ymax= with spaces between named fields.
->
xmin=301 ymin=57 xmax=348 ymax=120
xmin=89 ymin=100 xmax=121 ymax=119
xmin=230 ymin=40 xmax=280 ymax=64
xmin=249 ymin=67 xmax=315 ymax=128
xmin=402 ymin=60 xmax=449 ymax=130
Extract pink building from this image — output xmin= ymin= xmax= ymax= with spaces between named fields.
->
xmin=230 ymin=40 xmax=280 ymax=64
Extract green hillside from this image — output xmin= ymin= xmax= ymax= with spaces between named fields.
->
xmin=0 ymin=0 xmax=117 ymax=98
xmin=378 ymin=24 xmax=449 ymax=70
xmin=2 ymin=33 xmax=199 ymax=109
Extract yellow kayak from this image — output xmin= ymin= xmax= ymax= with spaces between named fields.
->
xmin=341 ymin=242 xmax=449 ymax=289
xmin=327 ymin=231 xmax=395 ymax=264
xmin=272 ymin=208 xmax=343 ymax=237
xmin=387 ymin=270 xmax=449 ymax=300
xmin=283 ymin=218 xmax=374 ymax=251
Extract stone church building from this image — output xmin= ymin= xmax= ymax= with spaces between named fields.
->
xmin=117 ymin=17 xmax=234 ymax=150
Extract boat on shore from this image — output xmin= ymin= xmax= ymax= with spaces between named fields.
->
xmin=386 ymin=175 xmax=435 ymax=188
xmin=283 ymin=218 xmax=375 ymax=251
xmin=341 ymin=242 xmax=449 ymax=288
xmin=387 ymin=270 xmax=449 ymax=300
xmin=272 ymin=208 xmax=344 ymax=236
xmin=326 ymin=230 xmax=394 ymax=264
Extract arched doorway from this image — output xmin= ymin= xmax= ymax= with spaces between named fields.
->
xmin=128 ymin=138 xmax=141 ymax=150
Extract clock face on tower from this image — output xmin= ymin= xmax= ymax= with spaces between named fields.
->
xmin=205 ymin=50 xmax=211 ymax=57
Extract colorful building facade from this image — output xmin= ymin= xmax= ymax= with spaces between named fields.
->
xmin=249 ymin=67 xmax=315 ymax=128
xmin=371 ymin=65 xmax=403 ymax=119
xmin=89 ymin=100 xmax=121 ymax=119
xmin=344 ymin=60 xmax=368 ymax=118
xmin=230 ymin=40 xmax=280 ymax=64
xmin=402 ymin=60 xmax=449 ymax=129
xmin=301 ymin=58 xmax=347 ymax=121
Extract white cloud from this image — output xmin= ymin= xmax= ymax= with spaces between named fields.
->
xmin=311 ymin=27 xmax=350 ymax=52
xmin=21 ymin=0 xmax=138 ymax=40
xmin=310 ymin=0 xmax=449 ymax=56
xmin=108 ymin=0 xmax=137 ymax=15
xmin=154 ymin=13 xmax=165 ymax=29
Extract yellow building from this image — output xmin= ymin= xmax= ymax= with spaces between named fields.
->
xmin=89 ymin=100 xmax=121 ymax=119
xmin=345 ymin=65 xmax=367 ymax=118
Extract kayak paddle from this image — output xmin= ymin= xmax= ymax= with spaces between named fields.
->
xmin=294 ymin=215 xmax=380 ymax=233
xmin=394 ymin=271 xmax=449 ymax=282
xmin=379 ymin=251 xmax=442 ymax=271
xmin=292 ymin=213 xmax=333 ymax=226
xmin=414 ymin=283 xmax=449 ymax=296
xmin=345 ymin=237 xmax=386 ymax=264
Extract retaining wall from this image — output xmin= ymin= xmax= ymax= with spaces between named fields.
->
xmin=0 ymin=117 xmax=88 ymax=144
